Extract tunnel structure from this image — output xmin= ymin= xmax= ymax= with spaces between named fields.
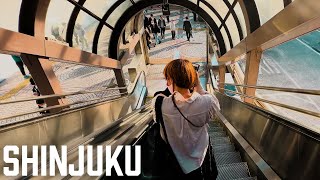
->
xmin=0 ymin=0 xmax=319 ymax=179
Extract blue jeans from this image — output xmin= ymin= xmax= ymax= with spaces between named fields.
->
xmin=153 ymin=33 xmax=160 ymax=44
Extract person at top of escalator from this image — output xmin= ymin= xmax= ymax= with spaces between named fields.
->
xmin=152 ymin=59 xmax=220 ymax=179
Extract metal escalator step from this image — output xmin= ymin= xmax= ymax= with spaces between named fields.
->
xmin=214 ymin=152 xmax=242 ymax=165
xmin=213 ymin=144 xmax=235 ymax=154
xmin=217 ymin=162 xmax=250 ymax=180
xmin=234 ymin=177 xmax=257 ymax=180
xmin=209 ymin=121 xmax=221 ymax=127
xmin=208 ymin=126 xmax=224 ymax=132
xmin=211 ymin=137 xmax=231 ymax=145
xmin=209 ymin=131 xmax=226 ymax=138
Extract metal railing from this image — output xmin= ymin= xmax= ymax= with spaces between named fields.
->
xmin=208 ymin=69 xmax=320 ymax=119
xmin=221 ymin=83 xmax=320 ymax=96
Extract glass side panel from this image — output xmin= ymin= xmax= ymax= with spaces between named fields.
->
xmin=199 ymin=2 xmax=221 ymax=27
xmin=45 ymin=0 xmax=74 ymax=42
xmin=233 ymin=2 xmax=247 ymax=37
xmin=83 ymin=0 xmax=118 ymax=19
xmin=254 ymin=0 xmax=284 ymax=25
xmin=0 ymin=0 xmax=22 ymax=32
xmin=225 ymin=15 xmax=240 ymax=46
xmin=73 ymin=10 xmax=99 ymax=53
xmin=205 ymin=0 xmax=229 ymax=19
xmin=106 ymin=1 xmax=132 ymax=27
xmin=97 ymin=26 xmax=111 ymax=57
xmin=220 ymin=27 xmax=231 ymax=51
xmin=256 ymin=29 xmax=320 ymax=133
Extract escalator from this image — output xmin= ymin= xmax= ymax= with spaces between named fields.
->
xmin=1 ymin=68 xmax=319 ymax=180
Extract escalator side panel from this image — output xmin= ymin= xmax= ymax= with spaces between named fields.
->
xmin=215 ymin=93 xmax=320 ymax=179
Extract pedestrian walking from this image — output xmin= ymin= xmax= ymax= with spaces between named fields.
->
xmin=169 ymin=20 xmax=176 ymax=40
xmin=158 ymin=16 xmax=166 ymax=39
xmin=183 ymin=17 xmax=192 ymax=41
xmin=11 ymin=55 xmax=30 ymax=79
xmin=151 ymin=22 xmax=161 ymax=45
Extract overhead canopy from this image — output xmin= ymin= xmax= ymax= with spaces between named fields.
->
xmin=0 ymin=0 xmax=292 ymax=59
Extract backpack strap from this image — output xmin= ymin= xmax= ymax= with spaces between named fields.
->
xmin=154 ymin=96 xmax=169 ymax=144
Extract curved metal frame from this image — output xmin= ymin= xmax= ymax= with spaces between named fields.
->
xmin=109 ymin=0 xmax=228 ymax=59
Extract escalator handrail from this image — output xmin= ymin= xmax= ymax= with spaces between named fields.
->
xmin=221 ymin=83 xmax=320 ymax=96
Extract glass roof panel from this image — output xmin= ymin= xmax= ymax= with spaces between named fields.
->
xmin=254 ymin=0 xmax=284 ymax=25
xmin=199 ymin=2 xmax=221 ymax=27
xmin=97 ymin=26 xmax=112 ymax=57
xmin=0 ymin=0 xmax=22 ymax=32
xmin=205 ymin=0 xmax=229 ymax=19
xmin=225 ymin=15 xmax=240 ymax=45
xmin=233 ymin=2 xmax=247 ymax=37
xmin=220 ymin=27 xmax=231 ymax=51
xmin=45 ymin=0 xmax=74 ymax=42
xmin=83 ymin=0 xmax=118 ymax=19
xmin=106 ymin=1 xmax=132 ymax=27
xmin=73 ymin=10 xmax=100 ymax=53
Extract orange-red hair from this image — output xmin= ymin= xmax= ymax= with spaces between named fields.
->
xmin=163 ymin=59 xmax=197 ymax=89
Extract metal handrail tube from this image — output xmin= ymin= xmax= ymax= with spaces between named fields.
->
xmin=0 ymin=87 xmax=127 ymax=105
xmin=221 ymin=83 xmax=320 ymax=96
xmin=0 ymin=92 xmax=127 ymax=122
xmin=219 ymin=88 xmax=320 ymax=119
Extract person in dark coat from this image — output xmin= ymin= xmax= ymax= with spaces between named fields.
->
xmin=183 ymin=17 xmax=192 ymax=41
xmin=151 ymin=22 xmax=161 ymax=45
xmin=148 ymin=14 xmax=157 ymax=26
xmin=158 ymin=16 xmax=166 ymax=39
xmin=144 ymin=15 xmax=151 ymax=32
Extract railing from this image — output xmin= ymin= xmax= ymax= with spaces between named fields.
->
xmin=0 ymin=71 xmax=147 ymax=125
xmin=208 ymin=69 xmax=320 ymax=119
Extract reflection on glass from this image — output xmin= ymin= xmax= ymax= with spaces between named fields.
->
xmin=233 ymin=3 xmax=247 ymax=37
xmin=220 ymin=27 xmax=230 ymax=51
xmin=45 ymin=0 xmax=74 ymax=42
xmin=83 ymin=0 xmax=118 ymax=18
xmin=256 ymin=29 xmax=320 ymax=132
xmin=225 ymin=15 xmax=240 ymax=45
xmin=0 ymin=0 xmax=22 ymax=32
xmin=237 ymin=57 xmax=246 ymax=73
xmin=97 ymin=26 xmax=112 ymax=57
xmin=254 ymin=0 xmax=284 ymax=25
xmin=106 ymin=1 xmax=132 ymax=27
xmin=73 ymin=10 xmax=99 ymax=52
xmin=205 ymin=0 xmax=229 ymax=18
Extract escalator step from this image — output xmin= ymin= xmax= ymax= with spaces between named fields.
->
xmin=234 ymin=177 xmax=257 ymax=180
xmin=217 ymin=162 xmax=250 ymax=180
xmin=208 ymin=126 xmax=224 ymax=132
xmin=209 ymin=121 xmax=221 ymax=127
xmin=209 ymin=131 xmax=227 ymax=138
xmin=211 ymin=137 xmax=231 ymax=145
xmin=214 ymin=152 xmax=242 ymax=165
xmin=213 ymin=144 xmax=236 ymax=154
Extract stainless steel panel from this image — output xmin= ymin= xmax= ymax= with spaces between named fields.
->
xmin=216 ymin=93 xmax=320 ymax=179
xmin=0 ymin=71 xmax=147 ymax=176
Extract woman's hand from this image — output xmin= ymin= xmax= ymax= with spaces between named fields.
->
xmin=194 ymin=72 xmax=208 ymax=95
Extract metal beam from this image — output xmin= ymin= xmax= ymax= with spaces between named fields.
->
xmin=237 ymin=0 xmax=261 ymax=33
xmin=200 ymin=0 xmax=234 ymax=48
xmin=92 ymin=0 xmax=126 ymax=54
xmin=21 ymin=54 xmax=65 ymax=110
xmin=219 ymin=0 xmax=320 ymax=63
xmin=45 ymin=41 xmax=121 ymax=69
xmin=109 ymin=0 xmax=227 ymax=58
xmin=66 ymin=0 xmax=86 ymax=47
xmin=220 ymin=0 xmax=244 ymax=40
xmin=218 ymin=65 xmax=226 ymax=94
xmin=243 ymin=49 xmax=262 ymax=104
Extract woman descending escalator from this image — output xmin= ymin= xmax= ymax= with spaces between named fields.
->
xmin=151 ymin=59 xmax=220 ymax=179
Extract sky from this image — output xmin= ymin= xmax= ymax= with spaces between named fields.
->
xmin=0 ymin=54 xmax=18 ymax=79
